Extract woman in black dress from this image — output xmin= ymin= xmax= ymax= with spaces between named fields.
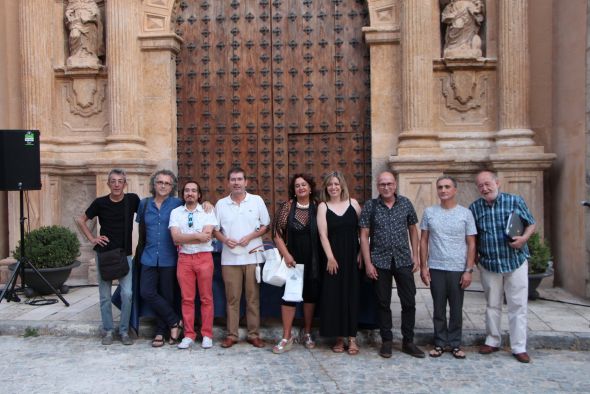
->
xmin=317 ymin=171 xmax=362 ymax=355
xmin=272 ymin=174 xmax=322 ymax=354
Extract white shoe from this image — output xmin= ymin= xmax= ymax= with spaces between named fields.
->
xmin=201 ymin=336 xmax=213 ymax=349
xmin=177 ymin=337 xmax=194 ymax=349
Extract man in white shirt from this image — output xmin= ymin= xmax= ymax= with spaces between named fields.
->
xmin=214 ymin=167 xmax=270 ymax=348
xmin=169 ymin=180 xmax=218 ymax=349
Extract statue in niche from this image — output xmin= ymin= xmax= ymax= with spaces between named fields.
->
xmin=65 ymin=0 xmax=104 ymax=68
xmin=441 ymin=0 xmax=484 ymax=59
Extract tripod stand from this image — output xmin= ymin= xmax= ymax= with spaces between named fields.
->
xmin=0 ymin=184 xmax=69 ymax=306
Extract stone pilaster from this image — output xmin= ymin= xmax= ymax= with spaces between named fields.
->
xmin=496 ymin=0 xmax=536 ymax=150
xmin=20 ymin=0 xmax=53 ymax=135
xmin=105 ymin=0 xmax=146 ymax=152
xmin=9 ymin=0 xmax=54 ymax=250
xmin=364 ymin=0 xmax=402 ymax=195
xmin=397 ymin=0 xmax=439 ymax=154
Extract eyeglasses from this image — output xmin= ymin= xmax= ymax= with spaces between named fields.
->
xmin=156 ymin=181 xmax=173 ymax=187
xmin=378 ymin=183 xmax=395 ymax=188
xmin=188 ymin=212 xmax=193 ymax=228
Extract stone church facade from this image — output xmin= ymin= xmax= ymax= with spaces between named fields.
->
xmin=0 ymin=0 xmax=588 ymax=298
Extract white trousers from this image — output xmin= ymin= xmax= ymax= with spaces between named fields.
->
xmin=480 ymin=261 xmax=528 ymax=354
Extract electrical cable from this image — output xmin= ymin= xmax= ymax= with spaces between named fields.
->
xmin=26 ymin=297 xmax=58 ymax=306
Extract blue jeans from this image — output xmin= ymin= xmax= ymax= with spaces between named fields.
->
xmin=96 ymin=254 xmax=133 ymax=335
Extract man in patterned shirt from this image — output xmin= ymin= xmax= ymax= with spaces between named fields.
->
xmin=360 ymin=170 xmax=424 ymax=359
xmin=469 ymin=170 xmax=536 ymax=363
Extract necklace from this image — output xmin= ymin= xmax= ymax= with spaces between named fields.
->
xmin=296 ymin=201 xmax=310 ymax=209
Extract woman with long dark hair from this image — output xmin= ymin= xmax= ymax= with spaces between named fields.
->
xmin=272 ymin=174 xmax=323 ymax=353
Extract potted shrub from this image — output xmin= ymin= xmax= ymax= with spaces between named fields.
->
xmin=527 ymin=232 xmax=553 ymax=300
xmin=10 ymin=225 xmax=81 ymax=295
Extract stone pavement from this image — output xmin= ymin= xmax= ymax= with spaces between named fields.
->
xmin=1 ymin=335 xmax=590 ymax=393
xmin=1 ymin=278 xmax=589 ymax=350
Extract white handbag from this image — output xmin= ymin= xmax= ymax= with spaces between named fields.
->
xmin=249 ymin=245 xmax=289 ymax=286
xmin=282 ymin=264 xmax=304 ymax=302
xmin=263 ymin=254 xmax=290 ymax=286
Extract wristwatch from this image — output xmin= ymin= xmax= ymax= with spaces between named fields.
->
xmin=464 ymin=267 xmax=474 ymax=273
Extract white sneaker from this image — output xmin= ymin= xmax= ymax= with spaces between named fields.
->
xmin=201 ymin=336 xmax=213 ymax=349
xmin=177 ymin=337 xmax=194 ymax=349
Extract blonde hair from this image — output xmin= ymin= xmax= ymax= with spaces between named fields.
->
xmin=319 ymin=171 xmax=350 ymax=202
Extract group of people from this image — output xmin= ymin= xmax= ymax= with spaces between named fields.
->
xmin=76 ymin=166 xmax=536 ymax=364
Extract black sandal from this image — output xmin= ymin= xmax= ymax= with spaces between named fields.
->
xmin=151 ymin=335 xmax=165 ymax=348
xmin=452 ymin=347 xmax=466 ymax=359
xmin=169 ymin=321 xmax=183 ymax=343
xmin=429 ymin=346 xmax=444 ymax=358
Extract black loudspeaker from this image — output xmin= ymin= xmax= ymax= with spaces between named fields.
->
xmin=0 ymin=130 xmax=42 ymax=191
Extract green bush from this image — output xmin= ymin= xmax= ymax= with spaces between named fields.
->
xmin=528 ymin=232 xmax=551 ymax=274
xmin=12 ymin=225 xmax=80 ymax=269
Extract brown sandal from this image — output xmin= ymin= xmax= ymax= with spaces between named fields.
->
xmin=332 ymin=338 xmax=345 ymax=353
xmin=169 ymin=321 xmax=183 ymax=344
xmin=452 ymin=347 xmax=466 ymax=359
xmin=347 ymin=338 xmax=359 ymax=355
xmin=429 ymin=346 xmax=444 ymax=358
xmin=151 ymin=335 xmax=165 ymax=348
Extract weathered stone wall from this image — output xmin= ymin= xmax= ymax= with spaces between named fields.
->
xmin=549 ymin=0 xmax=588 ymax=296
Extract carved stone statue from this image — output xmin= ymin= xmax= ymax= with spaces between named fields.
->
xmin=65 ymin=0 xmax=104 ymax=68
xmin=441 ymin=0 xmax=484 ymax=59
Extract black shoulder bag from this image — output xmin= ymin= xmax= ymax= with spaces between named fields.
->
xmin=97 ymin=194 xmax=130 ymax=281
xmin=133 ymin=198 xmax=149 ymax=265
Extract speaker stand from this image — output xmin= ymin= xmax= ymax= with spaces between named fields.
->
xmin=0 ymin=186 xmax=69 ymax=306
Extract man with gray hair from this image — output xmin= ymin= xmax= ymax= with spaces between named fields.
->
xmin=469 ymin=170 xmax=536 ymax=363
xmin=136 ymin=169 xmax=183 ymax=347
xmin=359 ymin=170 xmax=424 ymax=359
xmin=420 ymin=175 xmax=477 ymax=359
xmin=76 ymin=168 xmax=140 ymax=345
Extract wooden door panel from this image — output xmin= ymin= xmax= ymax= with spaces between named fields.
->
xmin=175 ymin=0 xmax=371 ymax=208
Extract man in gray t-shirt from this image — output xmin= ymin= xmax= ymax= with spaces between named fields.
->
xmin=419 ymin=176 xmax=476 ymax=359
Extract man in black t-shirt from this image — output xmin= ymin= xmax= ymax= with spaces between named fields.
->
xmin=76 ymin=168 xmax=140 ymax=345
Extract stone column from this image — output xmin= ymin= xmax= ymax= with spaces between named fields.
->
xmin=9 ymin=0 xmax=53 ymax=249
xmin=397 ymin=0 xmax=439 ymax=154
xmin=496 ymin=0 xmax=535 ymax=150
xmin=20 ymin=0 xmax=52 ymax=136
xmin=105 ymin=0 xmax=146 ymax=151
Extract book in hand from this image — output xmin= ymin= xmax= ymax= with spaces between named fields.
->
xmin=505 ymin=211 xmax=524 ymax=241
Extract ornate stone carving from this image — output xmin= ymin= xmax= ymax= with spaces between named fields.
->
xmin=65 ymin=0 xmax=104 ymax=68
xmin=442 ymin=70 xmax=482 ymax=112
xmin=441 ymin=0 xmax=484 ymax=59
xmin=66 ymin=78 xmax=106 ymax=117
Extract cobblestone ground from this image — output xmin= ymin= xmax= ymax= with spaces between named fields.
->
xmin=1 ymin=335 xmax=589 ymax=393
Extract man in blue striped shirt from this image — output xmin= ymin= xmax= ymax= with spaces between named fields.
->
xmin=469 ymin=170 xmax=536 ymax=363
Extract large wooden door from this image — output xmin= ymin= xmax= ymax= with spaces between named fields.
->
xmin=175 ymin=0 xmax=371 ymax=210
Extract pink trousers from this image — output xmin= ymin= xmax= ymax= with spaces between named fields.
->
xmin=177 ymin=252 xmax=214 ymax=340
